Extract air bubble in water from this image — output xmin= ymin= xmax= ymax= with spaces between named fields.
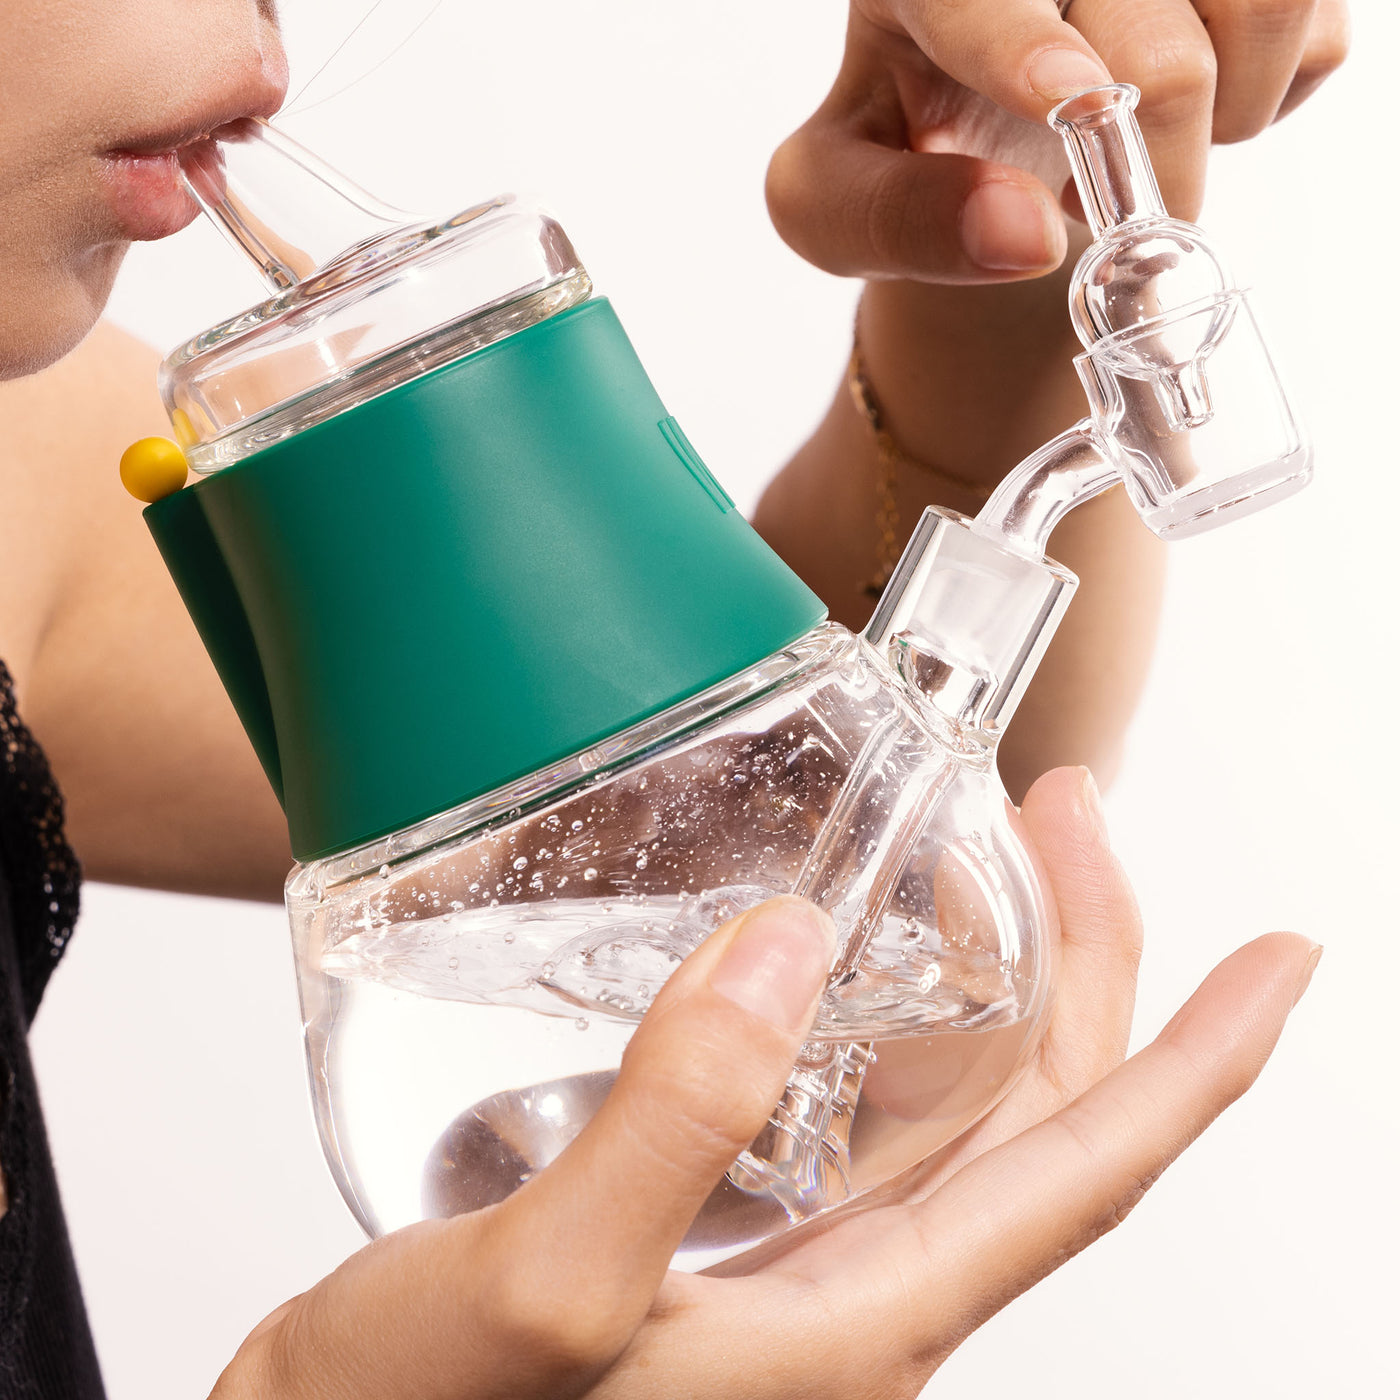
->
xmin=571 ymin=820 xmax=584 ymax=831
xmin=574 ymin=1018 xmax=589 ymax=1032
xmin=378 ymin=864 xmax=390 ymax=880
xmin=447 ymin=956 xmax=459 ymax=971
xmin=584 ymin=867 xmax=599 ymax=881
xmin=502 ymin=931 xmax=515 ymax=944
xmin=541 ymin=961 xmax=556 ymax=978
xmin=513 ymin=856 xmax=528 ymax=871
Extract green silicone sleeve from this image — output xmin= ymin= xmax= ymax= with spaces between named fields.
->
xmin=145 ymin=298 xmax=825 ymax=860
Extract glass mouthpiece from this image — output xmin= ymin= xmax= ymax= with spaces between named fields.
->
xmin=161 ymin=119 xmax=591 ymax=472
xmin=179 ymin=119 xmax=412 ymax=292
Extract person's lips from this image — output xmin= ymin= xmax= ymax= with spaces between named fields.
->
xmin=98 ymin=148 xmax=202 ymax=242
xmin=97 ymin=61 xmax=285 ymax=243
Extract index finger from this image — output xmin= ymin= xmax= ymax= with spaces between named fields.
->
xmin=883 ymin=0 xmax=1111 ymax=119
xmin=871 ymin=931 xmax=1317 ymax=1361
xmin=629 ymin=934 xmax=1319 ymax=1400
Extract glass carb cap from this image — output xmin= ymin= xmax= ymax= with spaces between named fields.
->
xmin=162 ymin=119 xmax=591 ymax=473
xmin=1052 ymin=85 xmax=1310 ymax=538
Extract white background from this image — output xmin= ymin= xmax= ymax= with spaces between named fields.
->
xmin=30 ymin=0 xmax=1399 ymax=1395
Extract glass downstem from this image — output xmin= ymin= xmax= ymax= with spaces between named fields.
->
xmin=727 ymin=721 xmax=953 ymax=1219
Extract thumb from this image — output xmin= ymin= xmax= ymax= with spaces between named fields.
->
xmin=494 ymin=895 xmax=836 ymax=1309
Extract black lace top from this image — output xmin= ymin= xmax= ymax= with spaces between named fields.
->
xmin=0 ymin=660 xmax=104 ymax=1397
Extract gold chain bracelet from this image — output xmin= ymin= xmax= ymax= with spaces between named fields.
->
xmin=846 ymin=335 xmax=995 ymax=598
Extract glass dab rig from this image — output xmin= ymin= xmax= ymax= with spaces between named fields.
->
xmin=124 ymin=84 xmax=1307 ymax=1268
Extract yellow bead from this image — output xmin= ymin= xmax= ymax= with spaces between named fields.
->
xmin=119 ymin=437 xmax=188 ymax=503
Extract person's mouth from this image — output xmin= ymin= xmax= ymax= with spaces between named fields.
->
xmin=98 ymin=144 xmax=205 ymax=242
xmin=98 ymin=78 xmax=284 ymax=242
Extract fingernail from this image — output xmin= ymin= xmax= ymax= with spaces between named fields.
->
xmin=1293 ymin=943 xmax=1323 ymax=1007
xmin=1028 ymin=47 xmax=1111 ymax=104
xmin=709 ymin=897 xmax=836 ymax=1033
xmin=1079 ymin=766 xmax=1109 ymax=845
xmin=960 ymin=181 xmax=1059 ymax=271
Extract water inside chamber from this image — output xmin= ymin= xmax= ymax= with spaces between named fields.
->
xmin=319 ymin=880 xmax=1025 ymax=1041
xmin=318 ymin=695 xmax=1028 ymax=1044
xmin=316 ymin=856 xmax=1029 ymax=1241
xmin=310 ymin=960 xmax=1039 ymax=1266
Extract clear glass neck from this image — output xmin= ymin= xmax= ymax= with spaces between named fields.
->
xmin=1051 ymin=84 xmax=1167 ymax=237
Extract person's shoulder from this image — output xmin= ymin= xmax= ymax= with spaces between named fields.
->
xmin=0 ymin=322 xmax=167 ymax=692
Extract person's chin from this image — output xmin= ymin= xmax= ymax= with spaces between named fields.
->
xmin=0 ymin=244 xmax=127 ymax=381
